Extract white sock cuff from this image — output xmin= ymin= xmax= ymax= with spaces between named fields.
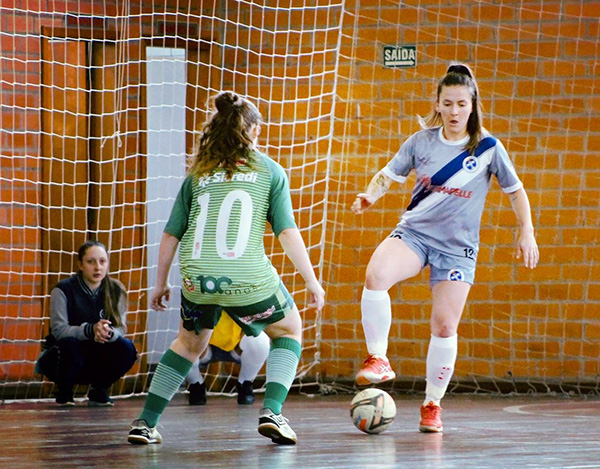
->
xmin=362 ymin=287 xmax=389 ymax=300
xmin=185 ymin=359 xmax=202 ymax=385
xmin=430 ymin=334 xmax=458 ymax=348
xmin=198 ymin=345 xmax=213 ymax=366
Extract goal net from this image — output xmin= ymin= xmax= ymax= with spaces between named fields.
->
xmin=325 ymin=0 xmax=600 ymax=395
xmin=1 ymin=0 xmax=599 ymax=401
xmin=1 ymin=0 xmax=343 ymax=400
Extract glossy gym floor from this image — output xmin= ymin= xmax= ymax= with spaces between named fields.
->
xmin=1 ymin=392 xmax=599 ymax=468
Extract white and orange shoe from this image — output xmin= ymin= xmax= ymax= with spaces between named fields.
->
xmin=419 ymin=401 xmax=443 ymax=433
xmin=355 ymin=354 xmax=396 ymax=386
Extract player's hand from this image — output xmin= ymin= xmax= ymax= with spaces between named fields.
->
xmin=150 ymin=284 xmax=171 ymax=311
xmin=306 ymin=279 xmax=325 ymax=312
xmin=351 ymin=193 xmax=375 ymax=215
xmin=516 ymin=230 xmax=539 ymax=269
xmin=93 ymin=319 xmax=113 ymax=343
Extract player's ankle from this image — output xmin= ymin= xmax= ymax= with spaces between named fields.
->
xmin=423 ymin=398 xmax=441 ymax=406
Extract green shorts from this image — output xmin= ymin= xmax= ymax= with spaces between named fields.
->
xmin=180 ymin=281 xmax=295 ymax=337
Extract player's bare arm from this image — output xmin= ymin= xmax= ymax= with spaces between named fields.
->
xmin=277 ymin=227 xmax=325 ymax=311
xmin=508 ymin=187 xmax=539 ymax=269
xmin=351 ymin=170 xmax=395 ymax=214
xmin=150 ymin=232 xmax=180 ymax=311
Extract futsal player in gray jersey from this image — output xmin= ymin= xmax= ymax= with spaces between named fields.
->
xmin=352 ymin=64 xmax=539 ymax=433
xmin=128 ymin=91 xmax=325 ymax=446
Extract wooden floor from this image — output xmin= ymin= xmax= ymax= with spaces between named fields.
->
xmin=1 ymin=392 xmax=599 ymax=468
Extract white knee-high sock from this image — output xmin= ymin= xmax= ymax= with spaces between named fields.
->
xmin=361 ymin=287 xmax=392 ymax=356
xmin=185 ymin=359 xmax=203 ymax=385
xmin=425 ymin=334 xmax=458 ymax=406
xmin=185 ymin=346 xmax=213 ymax=386
xmin=238 ymin=332 xmax=270 ymax=383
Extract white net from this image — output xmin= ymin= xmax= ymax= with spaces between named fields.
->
xmin=1 ymin=0 xmax=599 ymax=401
xmin=0 ymin=0 xmax=344 ymax=400
xmin=324 ymin=0 xmax=600 ymax=395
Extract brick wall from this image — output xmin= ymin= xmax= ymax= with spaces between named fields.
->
xmin=322 ymin=0 xmax=600 ymax=389
xmin=1 ymin=0 xmax=598 ymax=391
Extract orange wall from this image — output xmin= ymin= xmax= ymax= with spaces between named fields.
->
xmin=321 ymin=0 xmax=600 ymax=387
xmin=1 ymin=0 xmax=599 ymax=388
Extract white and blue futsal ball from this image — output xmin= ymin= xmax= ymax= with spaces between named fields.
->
xmin=350 ymin=388 xmax=396 ymax=434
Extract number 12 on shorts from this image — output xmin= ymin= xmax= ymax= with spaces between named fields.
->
xmin=192 ymin=190 xmax=254 ymax=260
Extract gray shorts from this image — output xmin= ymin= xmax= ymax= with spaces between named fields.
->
xmin=389 ymin=226 xmax=476 ymax=286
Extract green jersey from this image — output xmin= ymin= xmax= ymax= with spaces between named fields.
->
xmin=164 ymin=151 xmax=297 ymax=306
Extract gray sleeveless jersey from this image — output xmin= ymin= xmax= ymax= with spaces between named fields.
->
xmin=383 ymin=127 xmax=522 ymax=258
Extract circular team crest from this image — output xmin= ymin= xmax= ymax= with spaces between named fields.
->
xmin=182 ymin=277 xmax=195 ymax=292
xmin=462 ymin=156 xmax=478 ymax=173
xmin=447 ymin=269 xmax=464 ymax=281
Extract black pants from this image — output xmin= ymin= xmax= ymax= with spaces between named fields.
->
xmin=55 ymin=337 xmax=137 ymax=391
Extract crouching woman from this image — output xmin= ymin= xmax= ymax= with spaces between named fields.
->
xmin=39 ymin=240 xmax=137 ymax=406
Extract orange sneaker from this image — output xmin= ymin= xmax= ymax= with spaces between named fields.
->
xmin=355 ymin=355 xmax=396 ymax=386
xmin=419 ymin=401 xmax=443 ymax=433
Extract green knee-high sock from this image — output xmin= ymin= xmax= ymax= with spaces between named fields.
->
xmin=139 ymin=349 xmax=193 ymax=427
xmin=263 ymin=337 xmax=301 ymax=415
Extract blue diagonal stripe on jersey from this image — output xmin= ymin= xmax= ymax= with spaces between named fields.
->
xmin=406 ymin=136 xmax=496 ymax=211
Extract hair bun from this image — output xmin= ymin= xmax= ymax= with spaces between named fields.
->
xmin=215 ymin=91 xmax=243 ymax=113
xmin=447 ymin=63 xmax=473 ymax=78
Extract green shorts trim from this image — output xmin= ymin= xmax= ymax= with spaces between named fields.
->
xmin=180 ymin=281 xmax=295 ymax=337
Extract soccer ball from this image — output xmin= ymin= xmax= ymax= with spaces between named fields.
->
xmin=350 ymin=388 xmax=396 ymax=434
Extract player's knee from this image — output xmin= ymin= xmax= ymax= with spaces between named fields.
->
xmin=178 ymin=330 xmax=210 ymax=356
xmin=431 ymin=323 xmax=458 ymax=338
xmin=275 ymin=322 xmax=301 ymax=339
xmin=364 ymin=268 xmax=388 ymax=291
xmin=265 ymin=310 xmax=302 ymax=343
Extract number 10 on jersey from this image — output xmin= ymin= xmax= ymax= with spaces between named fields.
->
xmin=192 ymin=190 xmax=254 ymax=260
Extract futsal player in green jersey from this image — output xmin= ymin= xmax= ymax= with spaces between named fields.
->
xmin=128 ymin=91 xmax=325 ymax=446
